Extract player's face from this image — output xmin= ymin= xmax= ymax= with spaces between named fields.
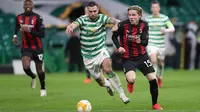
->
xmin=151 ymin=3 xmax=160 ymax=15
xmin=24 ymin=1 xmax=33 ymax=12
xmin=128 ymin=10 xmax=141 ymax=25
xmin=87 ymin=6 xmax=99 ymax=20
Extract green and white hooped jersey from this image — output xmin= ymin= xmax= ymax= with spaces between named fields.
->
xmin=75 ymin=14 xmax=110 ymax=59
xmin=145 ymin=14 xmax=171 ymax=48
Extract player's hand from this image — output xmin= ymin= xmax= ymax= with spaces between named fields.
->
xmin=135 ymin=36 xmax=141 ymax=43
xmin=118 ymin=47 xmax=126 ymax=54
xmin=21 ymin=24 xmax=30 ymax=32
xmin=111 ymin=24 xmax=118 ymax=32
xmin=12 ymin=36 xmax=18 ymax=45
xmin=66 ymin=26 xmax=73 ymax=34
xmin=160 ymin=28 xmax=165 ymax=34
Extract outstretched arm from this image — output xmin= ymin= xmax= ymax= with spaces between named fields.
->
xmin=66 ymin=22 xmax=79 ymax=35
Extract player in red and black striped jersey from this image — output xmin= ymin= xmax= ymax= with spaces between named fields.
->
xmin=12 ymin=0 xmax=46 ymax=97
xmin=112 ymin=5 xmax=162 ymax=110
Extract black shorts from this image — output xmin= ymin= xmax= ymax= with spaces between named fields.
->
xmin=21 ymin=49 xmax=44 ymax=63
xmin=122 ymin=54 xmax=155 ymax=76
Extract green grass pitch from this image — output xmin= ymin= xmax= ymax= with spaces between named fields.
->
xmin=0 ymin=70 xmax=200 ymax=112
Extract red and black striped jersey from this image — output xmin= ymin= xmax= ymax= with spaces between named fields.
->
xmin=14 ymin=12 xmax=45 ymax=51
xmin=112 ymin=19 xmax=149 ymax=60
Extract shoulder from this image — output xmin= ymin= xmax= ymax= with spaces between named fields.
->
xmin=145 ymin=15 xmax=153 ymax=20
xmin=33 ymin=12 xmax=43 ymax=20
xmin=140 ymin=20 xmax=148 ymax=25
xmin=16 ymin=13 xmax=23 ymax=18
xmin=139 ymin=20 xmax=149 ymax=29
xmin=77 ymin=15 xmax=87 ymax=20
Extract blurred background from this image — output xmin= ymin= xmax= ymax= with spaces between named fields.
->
xmin=0 ymin=0 xmax=200 ymax=74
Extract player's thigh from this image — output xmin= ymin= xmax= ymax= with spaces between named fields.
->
xmin=33 ymin=51 xmax=44 ymax=63
xmin=157 ymin=48 xmax=165 ymax=65
xmin=147 ymin=46 xmax=158 ymax=64
xmin=122 ymin=59 xmax=136 ymax=76
xmin=138 ymin=54 xmax=155 ymax=76
xmin=21 ymin=51 xmax=32 ymax=69
xmin=35 ymin=60 xmax=44 ymax=73
xmin=83 ymin=59 xmax=101 ymax=80
xmin=33 ymin=51 xmax=44 ymax=73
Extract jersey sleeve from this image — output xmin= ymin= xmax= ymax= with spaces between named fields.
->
xmin=30 ymin=15 xmax=45 ymax=38
xmin=74 ymin=17 xmax=84 ymax=26
xmin=102 ymin=14 xmax=111 ymax=24
xmin=14 ymin=16 xmax=20 ymax=35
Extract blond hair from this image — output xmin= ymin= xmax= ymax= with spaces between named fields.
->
xmin=127 ymin=5 xmax=143 ymax=16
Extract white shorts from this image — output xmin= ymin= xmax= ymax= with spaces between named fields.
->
xmin=147 ymin=46 xmax=165 ymax=60
xmin=83 ymin=48 xmax=110 ymax=79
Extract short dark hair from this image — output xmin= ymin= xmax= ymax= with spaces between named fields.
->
xmin=24 ymin=0 xmax=33 ymax=2
xmin=87 ymin=1 xmax=99 ymax=7
xmin=151 ymin=0 xmax=160 ymax=6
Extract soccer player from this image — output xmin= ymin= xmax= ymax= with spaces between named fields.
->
xmin=12 ymin=0 xmax=46 ymax=97
xmin=66 ymin=1 xmax=130 ymax=104
xmin=145 ymin=1 xmax=175 ymax=87
xmin=112 ymin=5 xmax=163 ymax=110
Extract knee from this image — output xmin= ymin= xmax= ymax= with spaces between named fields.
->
xmin=36 ymin=68 xmax=44 ymax=74
xmin=23 ymin=64 xmax=30 ymax=70
xmin=103 ymin=67 xmax=112 ymax=74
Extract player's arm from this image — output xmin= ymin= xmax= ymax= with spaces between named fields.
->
xmin=103 ymin=15 xmax=120 ymax=31
xmin=162 ymin=17 xmax=175 ymax=33
xmin=108 ymin=17 xmax=120 ymax=25
xmin=14 ymin=16 xmax=20 ymax=36
xmin=30 ymin=16 xmax=45 ymax=38
xmin=112 ymin=22 xmax=122 ymax=48
xmin=140 ymin=23 xmax=149 ymax=46
xmin=13 ymin=16 xmax=20 ymax=45
xmin=112 ymin=22 xmax=126 ymax=54
xmin=112 ymin=30 xmax=120 ymax=49
xmin=66 ymin=22 xmax=79 ymax=34
xmin=66 ymin=17 xmax=82 ymax=34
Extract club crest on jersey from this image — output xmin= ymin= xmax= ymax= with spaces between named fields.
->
xmin=96 ymin=22 xmax=100 ymax=26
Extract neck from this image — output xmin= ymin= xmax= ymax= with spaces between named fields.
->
xmin=153 ymin=13 xmax=159 ymax=18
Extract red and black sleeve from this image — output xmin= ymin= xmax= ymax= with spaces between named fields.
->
xmin=30 ymin=15 xmax=45 ymax=38
xmin=14 ymin=16 xmax=20 ymax=35
xmin=140 ymin=22 xmax=149 ymax=46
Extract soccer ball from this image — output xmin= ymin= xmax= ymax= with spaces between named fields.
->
xmin=77 ymin=100 xmax=92 ymax=112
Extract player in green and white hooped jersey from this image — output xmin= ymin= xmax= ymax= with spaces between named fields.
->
xmin=145 ymin=1 xmax=175 ymax=88
xmin=66 ymin=1 xmax=130 ymax=104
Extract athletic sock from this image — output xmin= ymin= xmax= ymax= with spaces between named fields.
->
xmin=38 ymin=72 xmax=45 ymax=89
xmin=149 ymin=79 xmax=158 ymax=105
xmin=107 ymin=72 xmax=124 ymax=94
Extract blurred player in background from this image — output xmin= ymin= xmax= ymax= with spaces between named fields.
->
xmin=145 ymin=1 xmax=175 ymax=87
xmin=12 ymin=0 xmax=46 ymax=97
xmin=112 ymin=5 xmax=162 ymax=110
xmin=66 ymin=1 xmax=130 ymax=104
